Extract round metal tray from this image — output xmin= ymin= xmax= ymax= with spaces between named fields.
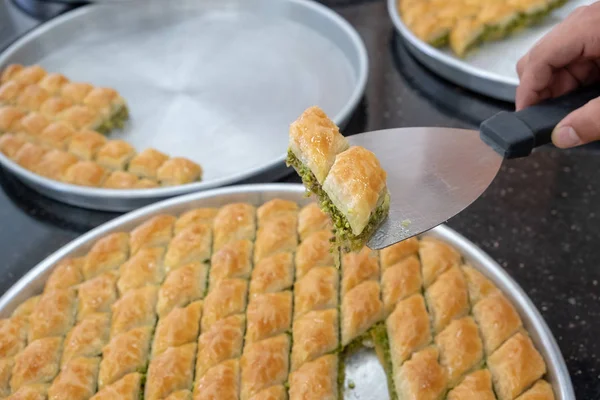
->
xmin=0 ymin=183 xmax=575 ymax=400
xmin=387 ymin=0 xmax=592 ymax=102
xmin=0 ymin=0 xmax=367 ymax=211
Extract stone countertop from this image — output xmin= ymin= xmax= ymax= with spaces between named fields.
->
xmin=0 ymin=0 xmax=598 ymax=398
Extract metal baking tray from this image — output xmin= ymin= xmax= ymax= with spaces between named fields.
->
xmin=387 ymin=0 xmax=593 ymax=102
xmin=0 ymin=183 xmax=575 ymax=400
xmin=0 ymin=0 xmax=367 ymax=211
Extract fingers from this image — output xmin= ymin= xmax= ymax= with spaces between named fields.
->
xmin=552 ymin=96 xmax=600 ymax=148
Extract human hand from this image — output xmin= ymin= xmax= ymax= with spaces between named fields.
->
xmin=516 ymin=3 xmax=600 ymax=148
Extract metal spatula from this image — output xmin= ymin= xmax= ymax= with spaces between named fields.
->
xmin=356 ymin=85 xmax=600 ymax=250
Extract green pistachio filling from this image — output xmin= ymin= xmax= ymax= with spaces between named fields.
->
xmin=371 ymin=322 xmax=398 ymax=400
xmin=95 ymin=105 xmax=130 ymax=134
xmin=287 ymin=149 xmax=390 ymax=252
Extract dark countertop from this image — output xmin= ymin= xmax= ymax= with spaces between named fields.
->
xmin=1 ymin=0 xmax=599 ymax=398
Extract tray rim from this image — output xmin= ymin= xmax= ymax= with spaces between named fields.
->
xmin=0 ymin=0 xmax=368 ymax=211
xmin=386 ymin=0 xmax=518 ymax=102
xmin=0 ymin=182 xmax=575 ymax=400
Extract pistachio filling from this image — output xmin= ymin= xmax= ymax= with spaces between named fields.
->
xmin=371 ymin=322 xmax=398 ymax=400
xmin=95 ymin=105 xmax=130 ymax=134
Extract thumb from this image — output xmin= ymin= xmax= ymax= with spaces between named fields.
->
xmin=552 ymin=96 xmax=600 ymax=148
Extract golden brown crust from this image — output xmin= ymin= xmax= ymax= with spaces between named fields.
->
xmin=47 ymin=357 xmax=100 ymax=400
xmin=0 ymin=106 xmax=26 ymax=133
xmin=37 ymin=73 xmax=68 ymax=95
xmin=135 ymin=178 xmax=159 ymax=188
xmin=62 ymin=313 xmax=110 ymax=365
xmin=165 ymin=223 xmax=212 ymax=273
xmin=245 ymin=291 xmax=292 ymax=344
xmin=16 ymin=86 xmax=51 ymax=112
xmin=38 ymin=122 xmax=75 ymax=150
xmin=291 ymin=309 xmax=338 ymax=371
xmin=212 ymin=203 xmax=256 ymax=252
xmin=515 ymin=380 xmax=555 ymax=400
xmin=341 ymin=280 xmax=384 ymax=346
xmin=95 ymin=140 xmax=136 ymax=170
xmin=0 ymin=133 xmax=27 ymax=158
xmin=387 ymin=294 xmax=432 ymax=369
xmin=5 ymin=384 xmax=48 ymax=400
xmin=0 ymin=81 xmax=23 ymax=105
xmin=98 ymin=326 xmax=152 ymax=388
xmin=447 ymin=369 xmax=496 ymax=400
xmin=60 ymin=82 xmax=93 ymax=104
xmin=58 ymin=105 xmax=103 ymax=131
xmin=254 ymin=214 xmax=298 ymax=264
xmin=419 ymin=236 xmax=462 ymax=288
xmin=297 ymin=203 xmax=332 ymax=241
xmin=247 ymin=385 xmax=287 ymax=400
xmin=152 ymin=301 xmax=202 ymax=357
xmin=209 ymin=239 xmax=253 ymax=289
xmin=0 ymin=358 xmax=13 ymax=397
xmin=195 ymin=314 xmax=245 ymax=380
xmin=145 ymin=343 xmax=196 ymax=400
xmin=488 ymin=333 xmax=547 ymax=400
xmin=473 ymin=291 xmax=522 ymax=355
xmin=12 ymin=296 xmax=40 ymax=318
xmin=157 ymin=262 xmax=207 ymax=318
xmin=11 ymin=337 xmax=62 ymax=391
xmin=395 ymin=346 xmax=448 ymax=400
xmin=91 ymin=373 xmax=142 ymax=400
xmin=322 ymin=146 xmax=388 ymax=235
xmin=77 ymin=272 xmax=118 ymax=320
xmin=110 ymin=286 xmax=157 ymax=337
xmin=293 ymin=266 xmax=338 ymax=319
xmin=240 ymin=334 xmax=290 ymax=400
xmin=157 ymin=157 xmax=202 ymax=186
xmin=62 ymin=161 xmax=107 ymax=187
xmin=12 ymin=65 xmax=46 ymax=86
xmin=39 ymin=96 xmax=74 ymax=120
xmin=12 ymin=112 xmax=49 ymax=138
xmin=249 ymin=253 xmax=294 ymax=296
xmin=341 ymin=247 xmax=379 ymax=297
xmin=83 ymin=232 xmax=130 ymax=280
xmin=165 ymin=390 xmax=193 ymax=400
xmin=35 ymin=149 xmax=78 ymax=181
xmin=129 ymin=215 xmax=176 ymax=255
xmin=117 ymin=247 xmax=165 ymax=294
xmin=14 ymin=142 xmax=47 ymax=171
xmin=288 ymin=355 xmax=338 ymax=400
xmin=68 ymin=130 xmax=107 ymax=160
xmin=28 ymin=288 xmax=76 ymax=341
xmin=0 ymin=316 xmax=28 ymax=358
xmin=294 ymin=230 xmax=335 ymax=280
xmin=435 ymin=317 xmax=484 ymax=386
xmin=201 ymin=279 xmax=248 ymax=332
xmin=193 ymin=359 xmax=240 ymax=400
xmin=1 ymin=64 xmax=24 ymax=84
xmin=257 ymin=199 xmax=298 ymax=224
xmin=175 ymin=208 xmax=219 ymax=234
xmin=462 ymin=265 xmax=498 ymax=304
xmin=128 ymin=148 xmax=169 ymax=179
xmin=380 ymin=237 xmax=420 ymax=270
xmin=288 ymin=106 xmax=349 ymax=184
xmin=425 ymin=266 xmax=469 ymax=333
xmin=102 ymin=170 xmax=139 ymax=189
xmin=381 ymin=255 xmax=422 ymax=316
xmin=83 ymin=87 xmax=122 ymax=116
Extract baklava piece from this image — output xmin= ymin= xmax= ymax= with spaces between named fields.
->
xmin=39 ymin=97 xmax=74 ymax=120
xmin=380 ymin=237 xmax=419 ymax=269
xmin=102 ymin=170 xmax=140 ymax=189
xmin=0 ymin=105 xmax=26 ymax=133
xmin=212 ymin=203 xmax=256 ymax=252
xmin=76 ymin=272 xmax=118 ymax=319
xmin=145 ymin=343 xmax=196 ymax=400
xmin=293 ymin=265 xmax=338 ymax=319
xmin=14 ymin=142 xmax=47 ymax=171
xmin=249 ymin=252 xmax=294 ymax=296
xmin=174 ymin=208 xmax=219 ymax=234
xmin=298 ymin=202 xmax=332 ymax=241
xmin=157 ymin=262 xmax=208 ymax=318
xmin=83 ymin=87 xmax=129 ymax=130
xmin=95 ymin=140 xmax=136 ymax=171
xmin=68 ymin=130 xmax=107 ymax=160
xmin=152 ymin=301 xmax=202 ymax=357
xmin=245 ymin=291 xmax=292 ymax=344
xmin=58 ymin=105 xmax=105 ymax=132
xmin=12 ymin=112 xmax=49 ymax=142
xmin=97 ymin=326 xmax=153 ymax=388
xmin=201 ymin=278 xmax=248 ymax=332
xmin=0 ymin=64 xmax=24 ymax=84
xmin=291 ymin=309 xmax=339 ymax=371
xmin=425 ymin=266 xmax=470 ymax=334
xmin=5 ymin=384 xmax=49 ymax=400
xmin=0 ymin=358 xmax=13 ymax=397
xmin=37 ymin=73 xmax=68 ymax=95
xmin=253 ymin=213 xmax=298 ymax=263
xmin=10 ymin=337 xmax=62 ymax=391
xmin=341 ymin=247 xmax=380 ymax=297
xmin=165 ymin=223 xmax=212 ymax=273
xmin=11 ymin=65 xmax=46 ymax=86
xmin=166 ymin=391 xmax=193 ymax=400
xmin=240 ymin=334 xmax=290 ymax=400
xmin=515 ymin=380 xmax=555 ymax=400
xmin=90 ymin=373 xmax=142 ymax=400
xmin=128 ymin=148 xmax=169 ymax=179
xmin=341 ymin=280 xmax=384 ymax=347
xmin=11 ymin=296 xmax=40 ymax=318
xmin=0 ymin=133 xmax=27 ymax=159
xmin=381 ymin=254 xmax=422 ymax=316
xmin=129 ymin=214 xmax=176 ymax=255
xmin=419 ymin=236 xmax=462 ymax=288
xmin=47 ymin=357 xmax=100 ymax=400
xmin=447 ymin=369 xmax=496 ymax=400
xmin=248 ymin=386 xmax=287 ymax=400
xmin=62 ymin=313 xmax=110 ymax=365
xmin=294 ymin=230 xmax=335 ymax=280
xmin=110 ymin=285 xmax=158 ymax=337
xmin=117 ymin=247 xmax=165 ymax=294
xmin=28 ymin=288 xmax=76 ymax=342
xmin=62 ymin=161 xmax=108 ymax=187
xmin=195 ymin=314 xmax=245 ymax=379
xmin=35 ymin=149 xmax=78 ymax=181
xmin=0 ymin=316 xmax=28 ymax=358
xmin=395 ymin=346 xmax=448 ymax=400
xmin=209 ymin=239 xmax=253 ymax=289
xmin=462 ymin=264 xmax=498 ymax=304
xmin=288 ymin=355 xmax=338 ymax=400
xmin=0 ymin=81 xmax=23 ymax=105
xmin=157 ymin=157 xmax=203 ymax=186
xmin=488 ymin=333 xmax=546 ymax=400
xmin=82 ymin=232 xmax=129 ymax=280
xmin=16 ymin=85 xmax=51 ymax=112
xmin=60 ymin=82 xmax=93 ymax=104
xmin=135 ymin=178 xmax=160 ymax=188
xmin=38 ymin=122 xmax=75 ymax=150
xmin=193 ymin=359 xmax=240 ymax=400
xmin=473 ymin=291 xmax=523 ymax=355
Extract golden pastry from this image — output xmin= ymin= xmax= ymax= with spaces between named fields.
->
xmin=157 ymin=157 xmax=203 ymax=186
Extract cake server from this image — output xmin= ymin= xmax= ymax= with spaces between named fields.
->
xmin=355 ymin=85 xmax=600 ymax=250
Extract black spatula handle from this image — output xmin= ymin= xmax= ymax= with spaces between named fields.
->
xmin=480 ymin=84 xmax=600 ymax=159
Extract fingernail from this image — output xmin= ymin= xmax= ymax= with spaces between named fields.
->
xmin=552 ymin=126 xmax=582 ymax=148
